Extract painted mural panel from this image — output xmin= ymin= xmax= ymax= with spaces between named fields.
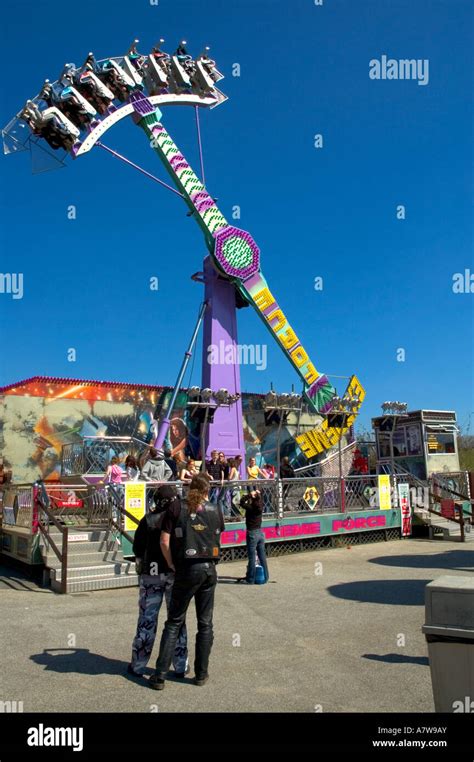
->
xmin=0 ymin=378 xmax=324 ymax=482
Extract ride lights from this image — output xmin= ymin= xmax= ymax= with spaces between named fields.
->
xmin=327 ymin=393 xmax=360 ymax=427
xmin=263 ymin=391 xmax=278 ymax=409
xmin=381 ymin=401 xmax=408 ymax=416
xmin=187 ymin=386 xmax=240 ymax=407
xmin=263 ymin=390 xmax=302 ymax=411
xmin=214 ymin=388 xmax=230 ymax=405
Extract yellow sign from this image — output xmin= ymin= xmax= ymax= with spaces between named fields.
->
xmin=303 ymin=486 xmax=320 ymax=510
xmin=254 ymin=285 xmax=319 ymax=385
xmin=378 ymin=475 xmax=392 ymax=510
xmin=296 ymin=375 xmax=366 ymax=458
xmin=124 ymin=482 xmax=146 ymax=532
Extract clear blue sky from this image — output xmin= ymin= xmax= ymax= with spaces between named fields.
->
xmin=0 ymin=0 xmax=473 ymax=432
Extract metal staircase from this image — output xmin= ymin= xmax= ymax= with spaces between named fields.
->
xmin=379 ymin=462 xmax=473 ymax=542
xmin=34 ymin=481 xmax=140 ymax=593
xmin=40 ymin=526 xmax=138 ymax=593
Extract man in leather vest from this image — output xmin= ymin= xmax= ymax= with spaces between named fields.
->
xmin=149 ymin=473 xmax=225 ymax=690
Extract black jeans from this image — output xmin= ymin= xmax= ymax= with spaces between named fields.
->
xmin=154 ymin=561 xmax=217 ymax=679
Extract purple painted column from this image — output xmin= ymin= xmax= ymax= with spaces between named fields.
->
xmin=201 ymin=256 xmax=245 ymax=473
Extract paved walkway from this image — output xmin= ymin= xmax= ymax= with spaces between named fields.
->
xmin=0 ymin=538 xmax=472 ymax=713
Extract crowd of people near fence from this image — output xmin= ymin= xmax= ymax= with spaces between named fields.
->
xmin=102 ymin=446 xmax=299 ymax=517
xmin=103 ymin=448 xmax=294 ymax=484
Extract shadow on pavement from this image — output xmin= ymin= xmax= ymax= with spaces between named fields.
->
xmin=0 ymin=563 xmax=48 ymax=593
xmin=30 ymin=648 xmax=196 ymax=686
xmin=362 ymin=653 xmax=429 ymax=666
xmin=368 ymin=550 xmax=474 ymax=572
xmin=327 ymin=579 xmax=430 ymax=606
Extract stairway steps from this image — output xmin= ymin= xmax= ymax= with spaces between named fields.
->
xmin=40 ymin=538 xmax=120 ymax=554
xmin=52 ymin=562 xmax=136 ymax=581
xmin=38 ymin=525 xmax=139 ymax=592
xmin=52 ymin=574 xmax=139 ymax=594
xmin=43 ymin=551 xmax=125 ymax=568
xmin=46 ymin=530 xmax=113 ymax=542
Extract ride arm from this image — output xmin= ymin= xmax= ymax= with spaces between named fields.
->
xmin=131 ymin=95 xmax=365 ymax=445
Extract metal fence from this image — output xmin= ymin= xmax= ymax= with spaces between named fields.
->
xmin=61 ymin=436 xmax=148 ymax=476
xmin=0 ymin=484 xmax=35 ymax=528
xmin=1 ymin=475 xmax=410 ymax=533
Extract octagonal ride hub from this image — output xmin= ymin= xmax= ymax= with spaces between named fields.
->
xmin=213 ymin=225 xmax=260 ymax=280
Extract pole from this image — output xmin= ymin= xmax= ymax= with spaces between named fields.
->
xmin=276 ymin=412 xmax=284 ymax=478
xmin=195 ymin=106 xmax=206 ymax=186
xmin=96 ymin=141 xmax=185 ymax=199
xmin=338 ymin=434 xmax=346 ymax=513
xmin=200 ymin=406 xmax=210 ymax=473
xmin=389 ymin=416 xmax=396 ymax=475
xmin=155 ymin=300 xmax=208 ymax=450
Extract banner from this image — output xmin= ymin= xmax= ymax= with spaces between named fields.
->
xmin=398 ymin=482 xmax=412 ymax=536
xmin=124 ymin=482 xmax=146 ymax=532
xmin=378 ymin=475 xmax=392 ymax=510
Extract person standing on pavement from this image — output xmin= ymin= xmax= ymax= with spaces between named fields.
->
xmin=129 ymin=485 xmax=188 ymax=678
xmin=149 ymin=473 xmax=225 ymax=690
xmin=238 ymin=488 xmax=269 ymax=584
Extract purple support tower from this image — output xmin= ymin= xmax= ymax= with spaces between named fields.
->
xmin=201 ymin=256 xmax=246 ymax=473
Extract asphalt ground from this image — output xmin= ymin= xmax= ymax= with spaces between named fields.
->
xmin=0 ymin=537 xmax=472 ymax=713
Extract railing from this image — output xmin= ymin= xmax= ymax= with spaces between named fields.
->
xmin=430 ymin=471 xmax=471 ymax=502
xmin=35 ymin=482 xmax=68 ymax=594
xmin=390 ymin=470 xmax=472 ymax=541
xmin=61 ymin=436 xmax=149 ymax=476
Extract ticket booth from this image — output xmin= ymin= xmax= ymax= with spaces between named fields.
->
xmin=372 ymin=410 xmax=460 ymax=480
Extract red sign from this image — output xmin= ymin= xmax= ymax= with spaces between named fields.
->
xmin=332 ymin=515 xmax=386 ymax=532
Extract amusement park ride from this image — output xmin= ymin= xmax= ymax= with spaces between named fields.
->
xmin=2 ymin=38 xmax=366 ymax=464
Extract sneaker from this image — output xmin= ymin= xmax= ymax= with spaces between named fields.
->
xmin=194 ymin=674 xmax=209 ymax=687
xmin=149 ymin=674 xmax=166 ymax=690
xmin=127 ymin=664 xmax=144 ymax=677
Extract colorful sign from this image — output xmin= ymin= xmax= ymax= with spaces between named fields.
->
xmin=378 ymin=475 xmax=392 ymax=510
xmin=124 ymin=482 xmax=146 ymax=532
xmin=303 ymin=486 xmax=320 ymax=510
xmin=220 ymin=509 xmax=396 ymax=547
xmin=332 ymin=514 xmax=386 ymax=532
xmin=222 ymin=522 xmax=322 ymax=545
xmin=296 ymin=375 xmax=366 ymax=457
xmin=397 ymin=483 xmax=412 ymax=536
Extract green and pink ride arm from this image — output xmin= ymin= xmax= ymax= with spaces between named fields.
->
xmin=131 ymin=94 xmax=339 ymax=420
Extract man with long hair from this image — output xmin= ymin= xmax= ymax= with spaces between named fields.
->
xmin=149 ymin=473 xmax=225 ymax=690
